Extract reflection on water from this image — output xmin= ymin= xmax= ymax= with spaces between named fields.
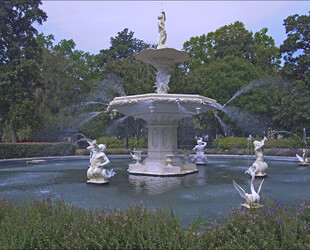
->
xmin=129 ymin=175 xmax=184 ymax=195
xmin=0 ymin=158 xmax=309 ymax=224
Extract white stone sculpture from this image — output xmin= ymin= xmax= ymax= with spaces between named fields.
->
xmin=233 ymin=166 xmax=264 ymax=208
xmin=246 ymin=136 xmax=268 ymax=176
xmin=296 ymin=149 xmax=309 ymax=166
xmin=155 ymin=70 xmax=171 ymax=94
xmin=192 ymin=137 xmax=208 ymax=164
xmin=130 ymin=150 xmax=142 ymax=162
xmin=157 ymin=10 xmax=167 ymax=49
xmin=86 ymin=140 xmax=115 ymax=184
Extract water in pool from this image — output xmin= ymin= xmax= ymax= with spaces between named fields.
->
xmin=0 ymin=158 xmax=309 ymax=225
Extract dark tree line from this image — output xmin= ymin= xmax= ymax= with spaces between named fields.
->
xmin=0 ymin=0 xmax=309 ymax=143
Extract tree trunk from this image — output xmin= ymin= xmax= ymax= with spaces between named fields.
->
xmin=11 ymin=129 xmax=17 ymax=143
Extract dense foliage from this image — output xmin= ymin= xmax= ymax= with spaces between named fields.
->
xmin=0 ymin=0 xmax=47 ymax=142
xmin=212 ymin=136 xmax=305 ymax=150
xmin=0 ymin=196 xmax=309 ymax=249
xmin=272 ymin=12 xmax=310 ymax=132
xmin=0 ymin=2 xmax=309 ymax=145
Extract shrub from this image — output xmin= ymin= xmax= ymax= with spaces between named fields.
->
xmin=96 ymin=136 xmax=147 ymax=149
xmin=212 ymin=136 xmax=304 ymax=150
xmin=0 ymin=196 xmax=309 ymax=249
xmin=264 ymin=137 xmax=302 ymax=149
xmin=212 ymin=137 xmax=249 ymax=149
xmin=0 ymin=143 xmax=76 ymax=159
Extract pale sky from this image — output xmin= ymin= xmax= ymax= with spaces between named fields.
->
xmin=34 ymin=1 xmax=310 ymax=54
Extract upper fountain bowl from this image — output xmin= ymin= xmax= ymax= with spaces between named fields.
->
xmin=135 ymin=48 xmax=189 ymax=67
xmin=107 ymin=93 xmax=218 ymax=124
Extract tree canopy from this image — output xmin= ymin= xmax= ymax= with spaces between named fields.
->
xmin=272 ymin=12 xmax=310 ymax=133
xmin=0 ymin=0 xmax=47 ymax=142
xmin=0 ymin=4 xmax=309 ymax=142
xmin=183 ymin=21 xmax=280 ymax=72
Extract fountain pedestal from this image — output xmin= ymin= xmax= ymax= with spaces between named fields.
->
xmin=108 ymin=93 xmax=217 ymax=176
xmin=129 ymin=122 xmax=197 ymax=176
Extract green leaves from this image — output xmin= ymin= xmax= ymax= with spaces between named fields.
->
xmin=0 ymin=0 xmax=46 ymax=142
xmin=99 ymin=28 xmax=153 ymax=65
xmin=183 ymin=21 xmax=280 ymax=71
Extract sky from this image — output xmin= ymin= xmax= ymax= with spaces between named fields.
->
xmin=34 ymin=1 xmax=310 ymax=54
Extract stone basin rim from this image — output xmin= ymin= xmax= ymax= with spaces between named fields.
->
xmin=108 ymin=93 xmax=218 ymax=105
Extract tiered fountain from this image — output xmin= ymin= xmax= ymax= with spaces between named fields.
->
xmin=107 ymin=11 xmax=218 ymax=176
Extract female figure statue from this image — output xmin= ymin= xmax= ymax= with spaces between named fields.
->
xmin=157 ymin=10 xmax=167 ymax=48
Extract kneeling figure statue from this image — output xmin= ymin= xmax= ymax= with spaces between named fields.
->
xmin=87 ymin=140 xmax=115 ymax=184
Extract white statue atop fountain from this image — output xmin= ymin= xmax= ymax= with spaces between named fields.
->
xmin=192 ymin=137 xmax=208 ymax=164
xmin=157 ymin=10 xmax=167 ymax=49
xmin=247 ymin=136 xmax=268 ymax=176
xmin=233 ymin=165 xmax=265 ymax=208
xmin=86 ymin=140 xmax=115 ymax=184
xmin=296 ymin=149 xmax=309 ymax=166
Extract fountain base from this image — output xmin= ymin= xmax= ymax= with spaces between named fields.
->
xmin=128 ymin=158 xmax=197 ymax=176
xmin=299 ymin=163 xmax=309 ymax=166
xmin=194 ymin=159 xmax=208 ymax=165
xmin=241 ymin=203 xmax=263 ymax=209
xmin=87 ymin=179 xmax=109 ymax=184
xmin=255 ymin=173 xmax=267 ymax=177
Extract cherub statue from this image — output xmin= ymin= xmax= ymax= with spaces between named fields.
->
xmin=296 ymin=149 xmax=309 ymax=166
xmin=233 ymin=165 xmax=265 ymax=208
xmin=192 ymin=137 xmax=208 ymax=164
xmin=86 ymin=140 xmax=115 ymax=184
xmin=157 ymin=10 xmax=167 ymax=49
xmin=246 ymin=136 xmax=268 ymax=176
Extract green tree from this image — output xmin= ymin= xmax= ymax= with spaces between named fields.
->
xmin=182 ymin=22 xmax=281 ymax=137
xmin=272 ymin=12 xmax=310 ymax=133
xmin=189 ymin=56 xmax=277 ymax=136
xmin=99 ymin=28 xmax=156 ymax=96
xmin=183 ymin=21 xmax=280 ymax=72
xmin=99 ymin=28 xmax=152 ymax=65
xmin=280 ymin=12 xmax=310 ymax=81
xmin=0 ymin=0 xmax=47 ymax=142
xmin=32 ymin=34 xmax=103 ymax=141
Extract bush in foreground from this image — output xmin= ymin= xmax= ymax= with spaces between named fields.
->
xmin=0 ymin=196 xmax=309 ymax=249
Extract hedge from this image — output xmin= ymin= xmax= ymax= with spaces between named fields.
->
xmin=96 ymin=136 xmax=147 ymax=149
xmin=212 ymin=136 xmax=305 ymax=150
xmin=0 ymin=143 xmax=76 ymax=159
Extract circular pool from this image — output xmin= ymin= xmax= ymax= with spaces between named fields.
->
xmin=0 ymin=156 xmax=309 ymax=224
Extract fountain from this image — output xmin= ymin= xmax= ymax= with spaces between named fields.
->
xmin=107 ymin=11 xmax=218 ymax=176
